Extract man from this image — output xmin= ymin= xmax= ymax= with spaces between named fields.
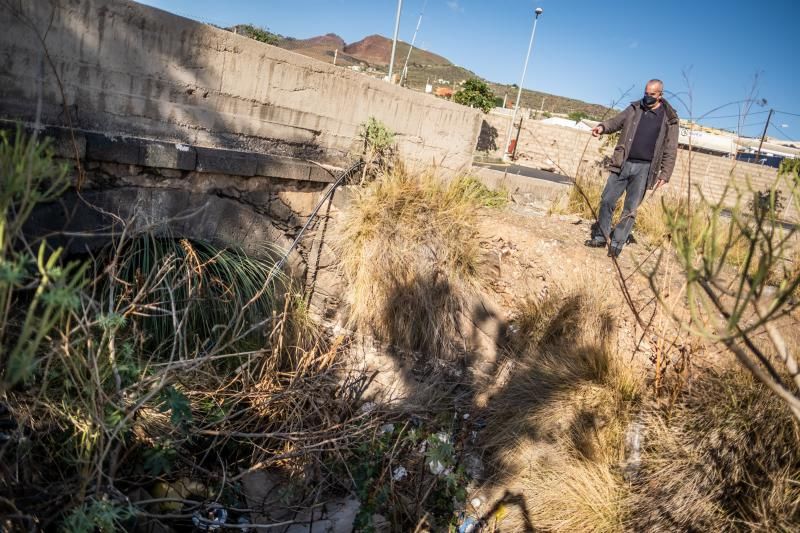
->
xmin=585 ymin=79 xmax=679 ymax=257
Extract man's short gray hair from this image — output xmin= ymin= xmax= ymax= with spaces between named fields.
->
xmin=647 ymin=79 xmax=664 ymax=91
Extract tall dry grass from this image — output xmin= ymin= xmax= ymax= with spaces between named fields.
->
xmin=554 ymin=171 xmax=693 ymax=248
xmin=552 ymin=172 xmax=778 ymax=276
xmin=335 ymin=168 xmax=502 ymax=359
xmin=627 ymin=365 xmax=800 ymax=531
xmin=480 ymin=275 xmax=643 ymax=532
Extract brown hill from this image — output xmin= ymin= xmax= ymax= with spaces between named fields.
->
xmin=281 ymin=33 xmax=346 ymax=52
xmin=344 ymin=34 xmax=450 ymax=66
xmin=253 ymin=29 xmax=613 ymax=118
xmin=278 ymin=33 xmax=364 ymax=67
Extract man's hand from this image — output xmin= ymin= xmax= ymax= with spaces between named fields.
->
xmin=654 ymin=179 xmax=666 ymax=191
xmin=591 ymin=125 xmax=604 ymax=137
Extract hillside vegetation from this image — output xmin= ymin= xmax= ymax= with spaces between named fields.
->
xmin=231 ymin=26 xmax=615 ymax=118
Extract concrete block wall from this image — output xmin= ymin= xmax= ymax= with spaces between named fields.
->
xmin=482 ymin=114 xmax=795 ymax=220
xmin=0 ymin=0 xmax=482 ymax=175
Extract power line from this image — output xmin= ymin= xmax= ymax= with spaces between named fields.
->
xmin=706 ymin=121 xmax=768 ymax=130
xmin=769 ymin=122 xmax=797 ymax=143
xmin=700 ymin=110 xmax=771 ymax=120
xmin=774 ymin=109 xmax=800 ymax=118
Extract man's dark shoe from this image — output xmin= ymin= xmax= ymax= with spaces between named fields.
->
xmin=608 ymin=245 xmax=623 ymax=258
xmin=584 ymin=237 xmax=607 ymax=248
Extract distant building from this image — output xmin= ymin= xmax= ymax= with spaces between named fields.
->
xmin=539 ymin=116 xmax=592 ymax=131
xmin=434 ymin=87 xmax=454 ymax=98
xmin=678 ymin=127 xmax=739 ymax=156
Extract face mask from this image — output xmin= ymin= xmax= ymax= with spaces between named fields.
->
xmin=643 ymin=94 xmax=659 ymax=107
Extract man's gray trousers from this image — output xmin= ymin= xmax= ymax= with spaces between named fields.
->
xmin=595 ymin=159 xmax=651 ymax=249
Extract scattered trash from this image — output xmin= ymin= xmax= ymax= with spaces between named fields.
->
xmin=464 ymin=453 xmax=485 ymax=480
xmin=359 ymin=402 xmax=377 ymax=414
xmin=623 ymin=419 xmax=644 ymax=480
xmin=428 ymin=459 xmax=447 ymax=476
xmin=470 ymin=496 xmax=483 ymax=509
xmin=492 ymin=503 xmax=509 ymax=523
xmin=392 ymin=466 xmax=408 ymax=481
xmin=426 ymin=432 xmax=453 ymax=475
xmin=457 ymin=514 xmax=481 ymax=533
xmin=192 ymin=503 xmax=228 ymax=531
xmin=236 ymin=516 xmax=252 ymax=533
xmin=379 ymin=422 xmax=395 ymax=434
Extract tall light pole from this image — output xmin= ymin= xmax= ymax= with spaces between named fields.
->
xmin=387 ymin=0 xmax=404 ymax=83
xmin=505 ymin=7 xmax=543 ymax=158
xmin=400 ymin=8 xmax=424 ymax=86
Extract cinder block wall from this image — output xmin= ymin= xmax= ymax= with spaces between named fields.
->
xmin=482 ymin=114 xmax=794 ymax=220
xmin=0 ymin=0 xmax=482 ymax=175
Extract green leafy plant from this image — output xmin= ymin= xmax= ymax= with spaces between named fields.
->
xmin=656 ymin=171 xmax=800 ymax=420
xmin=142 ymin=442 xmax=178 ymax=476
xmin=0 ymin=127 xmax=87 ymax=385
xmin=568 ymin=111 xmax=589 ymax=123
xmin=358 ymin=117 xmax=395 ymax=183
xmin=62 ymin=499 xmax=132 ymax=533
xmin=230 ymin=24 xmax=281 ymax=45
xmin=158 ymin=385 xmax=193 ymax=427
xmin=452 ymin=175 xmax=509 ymax=208
xmin=453 ymin=78 xmax=496 ymax=113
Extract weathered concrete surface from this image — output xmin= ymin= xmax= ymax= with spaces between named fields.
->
xmin=5 ymin=122 xmax=341 ymax=183
xmin=21 ymin=145 xmax=346 ymax=316
xmin=0 ymin=0 xmax=481 ymax=175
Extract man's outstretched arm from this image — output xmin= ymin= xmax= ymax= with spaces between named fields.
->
xmin=592 ymin=107 xmax=631 ymax=137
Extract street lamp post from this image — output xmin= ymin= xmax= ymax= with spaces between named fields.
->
xmin=504 ymin=7 xmax=543 ymax=158
xmin=387 ymin=0 xmax=404 ymax=83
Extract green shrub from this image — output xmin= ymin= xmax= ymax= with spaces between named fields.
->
xmin=453 ymin=78 xmax=496 ymax=113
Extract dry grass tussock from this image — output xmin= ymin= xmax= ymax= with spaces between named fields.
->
xmin=551 ymin=171 xmax=797 ymax=277
xmin=335 ymin=168 xmax=505 ymax=358
xmin=478 ymin=273 xmax=800 ymax=532
xmin=628 ymin=364 xmax=800 ymax=531
xmin=553 ymin=171 xmax=699 ymax=249
xmin=480 ymin=274 xmax=643 ymax=532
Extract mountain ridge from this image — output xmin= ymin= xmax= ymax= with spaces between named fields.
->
xmin=261 ymin=30 xmax=613 ymax=118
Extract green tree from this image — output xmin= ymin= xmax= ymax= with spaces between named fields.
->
xmin=231 ymin=24 xmax=281 ymax=45
xmin=453 ymin=78 xmax=496 ymax=113
xmin=568 ymin=110 xmax=588 ymax=123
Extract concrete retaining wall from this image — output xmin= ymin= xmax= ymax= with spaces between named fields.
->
xmin=481 ymin=114 xmax=795 ymax=220
xmin=0 ymin=0 xmax=481 ymax=175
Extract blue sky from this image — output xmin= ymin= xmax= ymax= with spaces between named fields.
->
xmin=137 ymin=0 xmax=800 ymax=141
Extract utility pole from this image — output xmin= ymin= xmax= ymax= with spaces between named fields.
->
xmin=504 ymin=7 xmax=544 ymax=158
xmin=511 ymin=116 xmax=524 ymax=160
xmin=539 ymin=97 xmax=546 ymax=117
xmin=754 ymin=108 xmax=774 ymax=164
xmin=333 ymin=48 xmax=338 ymax=66
xmin=387 ymin=0 xmax=404 ymax=83
xmin=400 ymin=3 xmax=425 ymax=86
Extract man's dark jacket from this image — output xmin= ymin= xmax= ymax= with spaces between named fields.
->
xmin=599 ymin=98 xmax=679 ymax=189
